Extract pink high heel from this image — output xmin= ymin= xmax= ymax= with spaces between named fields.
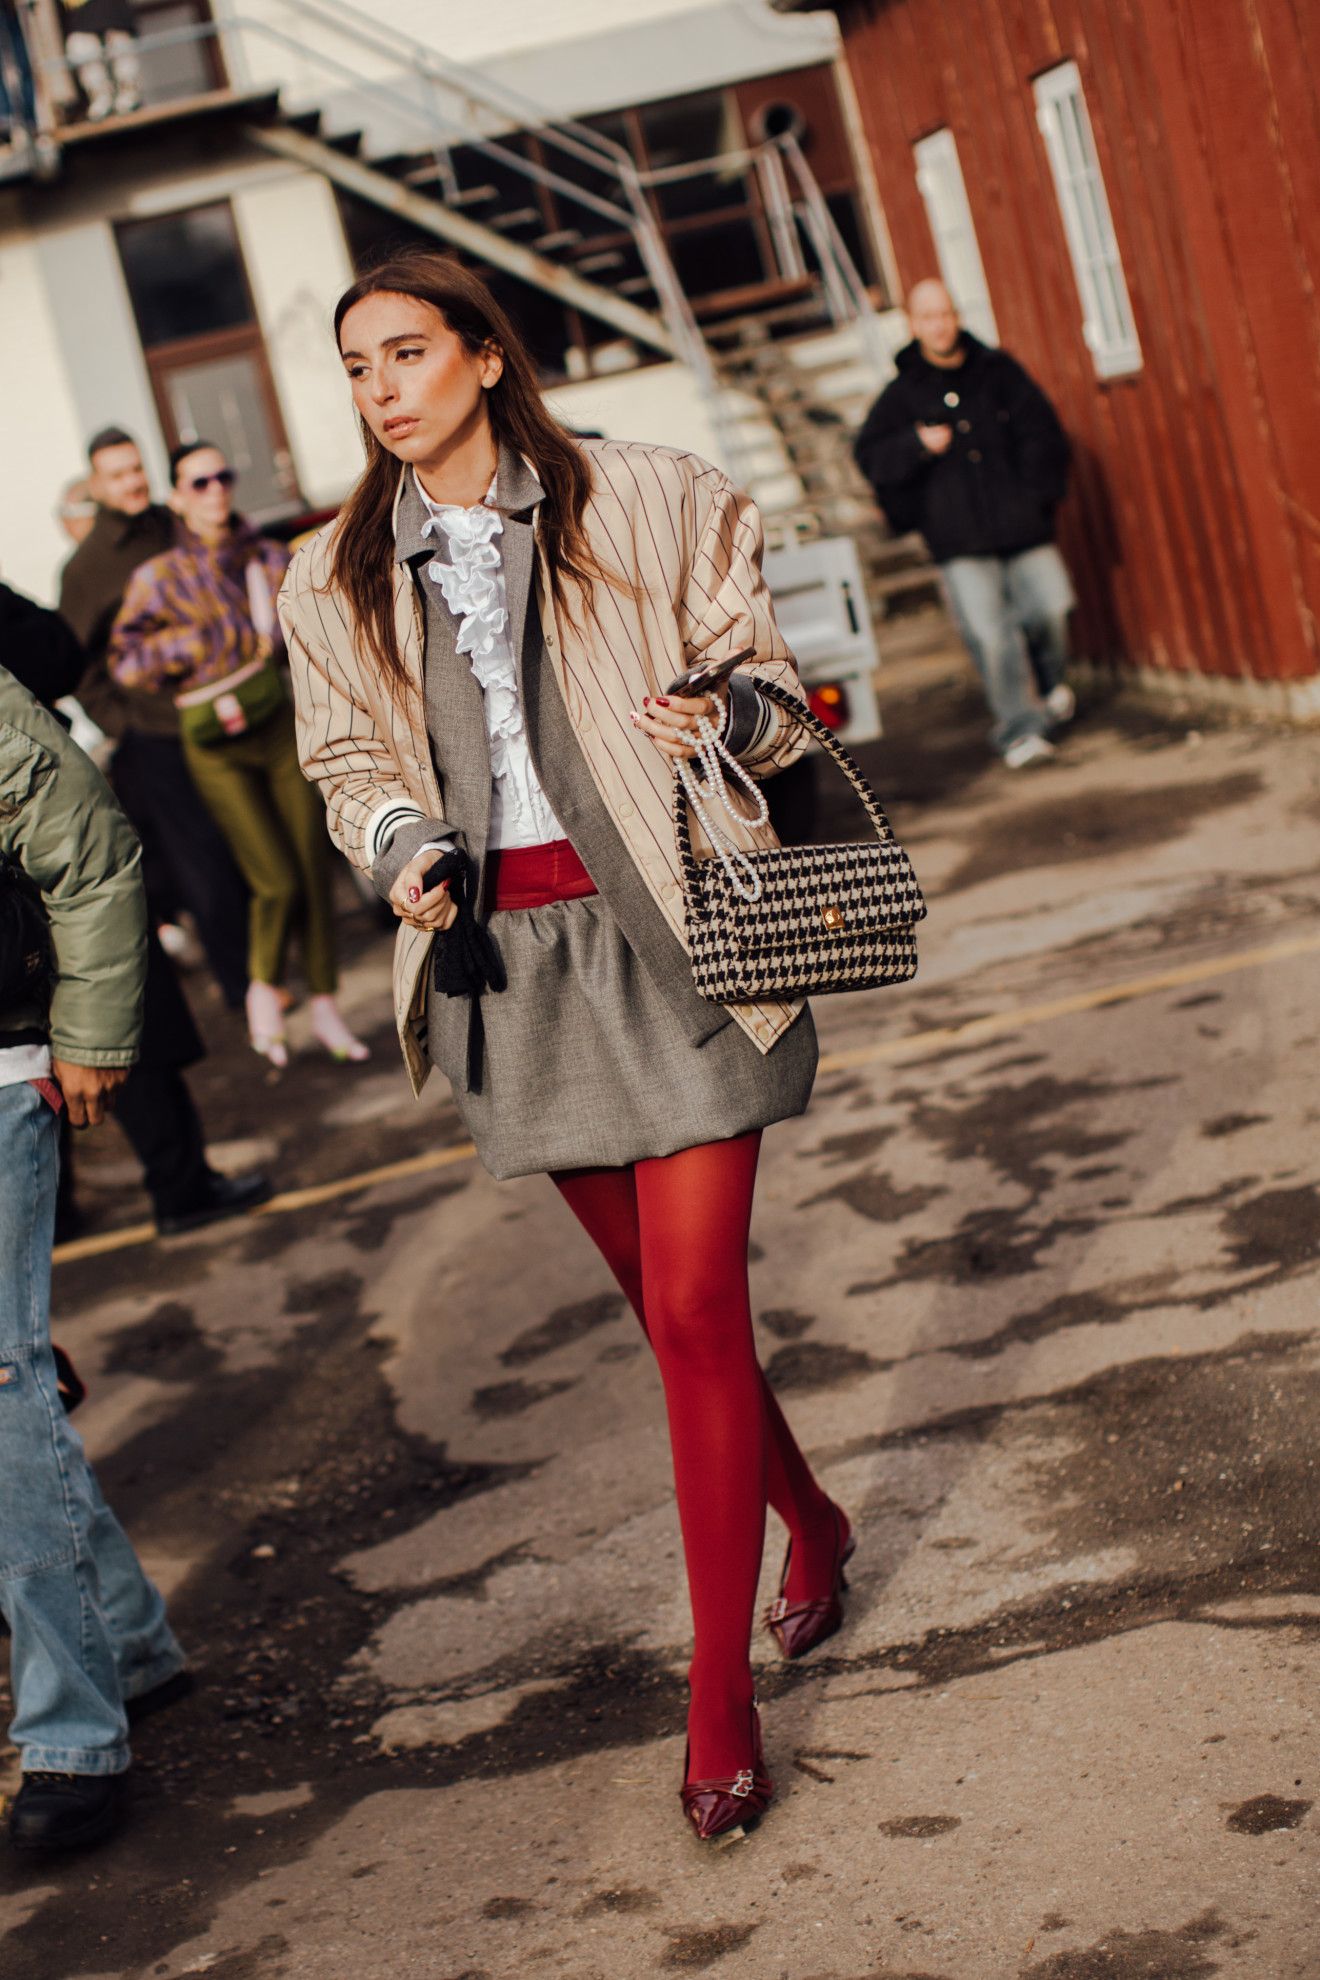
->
xmin=245 ymin=981 xmax=288 ymax=1069
xmin=309 ymin=994 xmax=370 ymax=1063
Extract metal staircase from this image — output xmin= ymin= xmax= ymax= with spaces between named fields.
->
xmin=20 ymin=0 xmax=938 ymax=615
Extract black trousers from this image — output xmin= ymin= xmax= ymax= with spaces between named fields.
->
xmin=60 ymin=932 xmax=213 ymax=1222
xmin=111 ymin=728 xmax=249 ymax=1009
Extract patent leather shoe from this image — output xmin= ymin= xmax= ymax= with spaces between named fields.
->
xmin=680 ymin=1704 xmax=774 ymax=1841
xmin=765 ymin=1503 xmax=855 ymax=1660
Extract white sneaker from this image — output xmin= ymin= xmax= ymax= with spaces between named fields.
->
xmin=1044 ymin=682 xmax=1076 ymax=725
xmin=1003 ymin=734 xmax=1056 ymax=770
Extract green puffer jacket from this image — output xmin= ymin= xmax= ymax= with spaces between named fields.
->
xmin=0 ymin=665 xmax=146 ymax=1064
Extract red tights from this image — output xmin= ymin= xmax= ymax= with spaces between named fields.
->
xmin=553 ymin=1131 xmax=837 ymax=1780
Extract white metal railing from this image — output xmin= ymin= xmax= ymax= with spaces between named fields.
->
xmin=16 ymin=0 xmax=890 ymax=477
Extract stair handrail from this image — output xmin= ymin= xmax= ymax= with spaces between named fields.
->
xmin=277 ymin=0 xmax=635 ymax=175
xmin=26 ymin=6 xmax=886 ymax=481
xmin=774 ymin=130 xmax=892 ymax=379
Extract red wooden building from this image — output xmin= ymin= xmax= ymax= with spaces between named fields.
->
xmin=819 ymin=0 xmax=1320 ymax=716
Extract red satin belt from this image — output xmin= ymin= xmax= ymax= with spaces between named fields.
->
xmin=487 ymin=839 xmax=599 ymax=911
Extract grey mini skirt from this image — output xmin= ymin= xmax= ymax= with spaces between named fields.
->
xmin=426 ymin=892 xmax=817 ymax=1180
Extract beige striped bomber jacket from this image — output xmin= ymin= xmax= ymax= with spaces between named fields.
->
xmin=278 ymin=438 xmax=810 ymax=1095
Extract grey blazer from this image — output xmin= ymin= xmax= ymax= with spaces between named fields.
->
xmin=373 ymin=454 xmax=731 ymax=1058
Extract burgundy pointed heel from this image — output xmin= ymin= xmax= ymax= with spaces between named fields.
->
xmin=680 ymin=1704 xmax=774 ymax=1841
xmin=765 ymin=1503 xmax=856 ymax=1660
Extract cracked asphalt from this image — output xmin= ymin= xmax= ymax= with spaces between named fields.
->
xmin=2 ymin=641 xmax=1318 ymax=1980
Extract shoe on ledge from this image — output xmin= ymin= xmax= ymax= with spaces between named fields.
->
xmin=8 ymin=1771 xmax=125 ymax=1853
xmin=155 ymin=1170 xmax=273 ymax=1237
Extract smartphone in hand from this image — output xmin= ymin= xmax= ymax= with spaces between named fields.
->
xmin=665 ymin=646 xmax=755 ymax=698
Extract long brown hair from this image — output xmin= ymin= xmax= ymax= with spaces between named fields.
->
xmin=328 ymin=254 xmax=602 ymax=698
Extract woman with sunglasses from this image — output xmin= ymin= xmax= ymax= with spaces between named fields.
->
xmin=109 ymin=443 xmax=368 ymax=1067
xmin=278 ymin=254 xmax=854 ymax=1841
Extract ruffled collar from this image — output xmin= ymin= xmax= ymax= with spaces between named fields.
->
xmin=416 ymin=475 xmax=506 ymax=663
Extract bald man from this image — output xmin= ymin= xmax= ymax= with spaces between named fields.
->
xmin=855 ymin=280 xmax=1075 ymax=768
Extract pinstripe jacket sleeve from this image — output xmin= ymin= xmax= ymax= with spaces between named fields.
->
xmin=278 ymin=537 xmax=452 ymax=875
xmin=678 ymin=470 xmax=810 ymax=776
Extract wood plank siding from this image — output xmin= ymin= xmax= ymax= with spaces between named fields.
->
xmin=836 ymin=0 xmax=1320 ymax=687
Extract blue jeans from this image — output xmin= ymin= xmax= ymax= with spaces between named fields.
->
xmin=939 ymin=544 xmax=1076 ymax=754
xmin=0 ymin=1082 xmax=183 ymax=1775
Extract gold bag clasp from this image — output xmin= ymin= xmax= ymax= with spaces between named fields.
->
xmin=822 ymin=903 xmax=845 ymax=931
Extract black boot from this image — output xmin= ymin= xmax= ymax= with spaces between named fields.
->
xmin=155 ymin=1169 xmax=272 ymax=1236
xmin=126 ymin=1668 xmax=194 ymax=1725
xmin=8 ymin=1772 xmax=125 ymax=1852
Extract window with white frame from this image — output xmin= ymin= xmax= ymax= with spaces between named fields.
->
xmin=912 ymin=129 xmax=999 ymax=346
xmin=1034 ymin=61 xmax=1142 ymax=377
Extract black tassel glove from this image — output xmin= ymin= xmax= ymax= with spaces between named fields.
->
xmin=422 ymin=850 xmax=507 ymax=1000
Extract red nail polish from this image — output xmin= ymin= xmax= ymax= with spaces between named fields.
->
xmin=655 ymin=696 xmax=671 ymax=707
xmin=643 ymin=697 xmax=651 ymax=707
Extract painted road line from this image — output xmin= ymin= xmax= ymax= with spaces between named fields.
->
xmin=52 ymin=1141 xmax=480 ymax=1267
xmin=53 ymin=926 xmax=1320 ymax=1268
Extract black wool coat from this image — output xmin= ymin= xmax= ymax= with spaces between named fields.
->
xmin=854 ymin=333 xmax=1070 ymax=563
xmin=57 ymin=502 xmax=177 ymax=738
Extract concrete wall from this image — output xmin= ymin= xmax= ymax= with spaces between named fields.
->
xmin=33 ymin=217 xmax=164 ymax=481
xmin=231 ymin=172 xmax=359 ymax=509
xmin=548 ymin=362 xmax=724 ymax=465
xmin=0 ymin=227 xmax=94 ymax=605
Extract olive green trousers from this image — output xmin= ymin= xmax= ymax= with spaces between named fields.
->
xmin=183 ymin=702 xmax=336 ymax=994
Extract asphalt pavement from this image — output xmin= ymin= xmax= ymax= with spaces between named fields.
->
xmin=3 ymin=642 xmax=1318 ymax=1980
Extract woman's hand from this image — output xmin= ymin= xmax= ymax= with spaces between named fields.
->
xmin=629 ymin=686 xmax=729 ymax=762
xmin=389 ymin=850 xmax=459 ymax=932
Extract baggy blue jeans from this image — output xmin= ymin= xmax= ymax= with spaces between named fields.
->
xmin=939 ymin=544 xmax=1076 ymax=754
xmin=0 ymin=1081 xmax=183 ymax=1774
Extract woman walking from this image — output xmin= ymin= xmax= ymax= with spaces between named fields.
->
xmin=279 ymin=254 xmax=852 ymax=1839
xmin=109 ymin=443 xmax=367 ymax=1067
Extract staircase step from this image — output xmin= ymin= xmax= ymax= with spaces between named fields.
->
xmin=576 ymin=250 xmax=627 ymax=274
xmin=441 ymin=184 xmax=500 ymax=208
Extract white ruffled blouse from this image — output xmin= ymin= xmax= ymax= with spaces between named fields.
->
xmin=416 ymin=474 xmax=566 ymax=851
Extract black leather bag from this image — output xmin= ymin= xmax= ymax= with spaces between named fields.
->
xmin=0 ymin=853 xmax=54 ymax=1017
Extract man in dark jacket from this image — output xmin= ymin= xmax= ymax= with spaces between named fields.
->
xmin=855 ymin=281 xmax=1076 ymax=767
xmin=0 ymin=665 xmax=185 ymax=1854
xmin=58 ymin=426 xmax=249 ymax=1004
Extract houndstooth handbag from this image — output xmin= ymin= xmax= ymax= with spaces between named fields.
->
xmin=674 ymin=676 xmax=927 ymax=1004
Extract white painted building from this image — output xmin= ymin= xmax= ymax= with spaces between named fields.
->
xmin=0 ymin=0 xmax=891 ymax=604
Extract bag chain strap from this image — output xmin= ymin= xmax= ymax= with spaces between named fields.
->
xmin=673 ymin=676 xmax=901 ymax=920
